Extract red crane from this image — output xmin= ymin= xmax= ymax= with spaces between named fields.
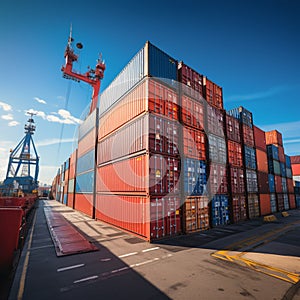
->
xmin=61 ymin=28 xmax=105 ymax=114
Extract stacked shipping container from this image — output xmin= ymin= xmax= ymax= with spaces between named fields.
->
xmin=228 ymin=107 xmax=259 ymax=219
xmin=178 ymin=62 xmax=210 ymax=233
xmin=51 ymin=41 xmax=300 ymax=242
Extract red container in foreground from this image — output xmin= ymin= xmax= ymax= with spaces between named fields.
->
xmin=208 ymin=163 xmax=228 ymax=194
xmin=0 ymin=208 xmax=23 ymax=272
xmin=275 ymin=175 xmax=283 ymax=193
xmin=95 ymin=194 xmax=182 ymax=241
xmin=257 ymin=171 xmax=269 ymax=194
xmin=242 ymin=124 xmax=254 ymax=147
xmin=183 ymin=126 xmax=206 ymax=160
xmin=229 ymin=167 xmax=245 ymax=194
xmin=256 ymin=149 xmax=268 ymax=173
xmin=259 ymin=194 xmax=271 ymax=216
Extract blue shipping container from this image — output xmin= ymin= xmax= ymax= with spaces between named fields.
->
xmin=280 ymin=162 xmax=286 ymax=177
xmin=184 ymin=158 xmax=207 ymax=196
xmin=227 ymin=106 xmax=253 ymax=128
xmin=65 ymin=158 xmax=70 ymax=170
xmin=211 ymin=195 xmax=230 ymax=227
xmin=285 ymin=155 xmax=291 ymax=168
xmin=286 ymin=167 xmax=292 ymax=178
xmin=267 ymin=145 xmax=279 ymax=161
xmin=63 ymin=194 xmax=68 ymax=205
xmin=296 ymin=194 xmax=300 ymax=208
xmin=268 ymin=174 xmax=275 ymax=193
xmin=75 ymin=171 xmax=94 ymax=193
xmin=244 ymin=146 xmax=256 ymax=170
xmin=77 ymin=149 xmax=95 ymax=175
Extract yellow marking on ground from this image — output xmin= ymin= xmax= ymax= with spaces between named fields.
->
xmin=282 ymin=212 xmax=289 ymax=217
xmin=263 ymin=215 xmax=277 ymax=222
xmin=211 ymin=221 xmax=300 ymax=284
xmin=17 ymin=210 xmax=38 ymax=300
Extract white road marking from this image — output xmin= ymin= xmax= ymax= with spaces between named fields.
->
xmin=74 ymin=275 xmax=98 ymax=284
xmin=161 ymin=254 xmax=173 ymax=259
xmin=111 ymin=267 xmax=129 ymax=273
xmin=100 ymin=258 xmax=112 ymax=262
xmin=142 ymin=247 xmax=160 ymax=253
xmin=118 ymin=252 xmax=138 ymax=258
xmin=130 ymin=257 xmax=159 ymax=268
xmin=57 ymin=264 xmax=85 ymax=272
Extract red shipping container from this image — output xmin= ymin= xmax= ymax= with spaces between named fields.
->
xmin=288 ymin=194 xmax=296 ymax=209
xmin=242 ymin=124 xmax=254 ymax=147
xmin=178 ymin=62 xmax=204 ymax=100
xmin=226 ymin=114 xmax=240 ymax=142
xmin=265 ymin=130 xmax=283 ymax=146
xmin=207 ymin=105 xmax=225 ymax=137
xmin=277 ymin=146 xmax=285 ymax=163
xmin=232 ymin=194 xmax=247 ymax=223
xmin=257 ymin=171 xmax=269 ymax=194
xmin=291 ymin=155 xmax=300 ymax=164
xmin=183 ymin=127 xmax=206 ymax=160
xmin=95 ymin=194 xmax=182 ymax=241
xmin=0 ymin=208 xmax=23 ymax=272
xmin=287 ymin=178 xmax=294 ymax=193
xmin=69 ymin=150 xmax=77 ymax=179
xmin=99 ymin=80 xmax=147 ymax=140
xmin=67 ymin=193 xmax=74 ymax=209
xmin=259 ymin=194 xmax=271 ymax=216
xmin=149 ymin=79 xmax=179 ymax=120
xmin=292 ymin=164 xmax=300 ymax=176
xmin=97 ymin=154 xmax=180 ymax=195
xmin=229 ymin=167 xmax=245 ymax=194
xmin=78 ymin=129 xmax=96 ymax=157
xmin=256 ymin=149 xmax=268 ymax=173
xmin=253 ymin=126 xmax=266 ymax=150
xmin=208 ymin=163 xmax=228 ymax=194
xmin=203 ymin=77 xmax=223 ymax=109
xmin=181 ymin=95 xmax=205 ymax=130
xmin=227 ymin=140 xmax=243 ymax=167
xmin=96 ymin=194 xmax=149 ymax=239
xmin=275 ymin=175 xmax=283 ymax=193
xmin=277 ymin=194 xmax=284 ymax=211
xmin=74 ymin=194 xmax=94 ymax=217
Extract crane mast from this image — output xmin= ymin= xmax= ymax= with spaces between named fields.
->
xmin=61 ymin=29 xmax=105 ymax=114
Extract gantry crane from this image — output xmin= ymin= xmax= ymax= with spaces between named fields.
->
xmin=2 ymin=113 xmax=39 ymax=194
xmin=61 ymin=27 xmax=106 ymax=114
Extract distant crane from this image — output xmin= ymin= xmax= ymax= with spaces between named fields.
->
xmin=61 ymin=26 xmax=106 ymax=115
xmin=2 ymin=113 xmax=39 ymax=194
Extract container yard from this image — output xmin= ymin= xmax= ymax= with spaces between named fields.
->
xmin=50 ymin=39 xmax=300 ymax=243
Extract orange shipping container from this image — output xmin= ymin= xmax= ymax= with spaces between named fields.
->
xmin=292 ymin=164 xmax=300 ymax=176
xmin=78 ymin=130 xmax=96 ymax=157
xmin=253 ymin=126 xmax=266 ymax=151
xmin=74 ymin=193 xmax=94 ymax=218
xmin=256 ymin=149 xmax=268 ymax=173
xmin=287 ymin=178 xmax=294 ymax=193
xmin=265 ymin=130 xmax=283 ymax=146
xmin=275 ymin=175 xmax=283 ymax=193
xmin=67 ymin=193 xmax=74 ymax=209
xmin=69 ymin=150 xmax=77 ymax=179
xmin=259 ymin=194 xmax=271 ymax=216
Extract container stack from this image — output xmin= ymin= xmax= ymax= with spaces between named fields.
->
xmin=266 ymin=130 xmax=291 ymax=211
xmin=204 ymin=79 xmax=229 ymax=227
xmin=291 ymin=155 xmax=300 ymax=208
xmin=62 ymin=158 xmax=70 ymax=206
xmin=225 ymin=113 xmax=247 ymax=223
xmin=285 ymin=155 xmax=296 ymax=209
xmin=75 ymin=109 xmax=98 ymax=218
xmin=253 ymin=126 xmax=272 ymax=215
xmin=227 ymin=107 xmax=259 ymax=219
xmin=178 ymin=62 xmax=209 ymax=233
xmin=96 ymin=42 xmax=181 ymax=241
xmin=67 ymin=150 xmax=77 ymax=208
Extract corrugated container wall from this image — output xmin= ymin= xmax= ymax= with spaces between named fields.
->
xmin=99 ymin=41 xmax=178 ymax=115
xmin=253 ymin=126 xmax=266 ymax=150
xmin=227 ymin=106 xmax=253 ymax=128
xmin=226 ymin=114 xmax=240 ymax=142
xmin=203 ymin=77 xmax=223 ymax=110
xmin=265 ymin=130 xmax=283 ymax=146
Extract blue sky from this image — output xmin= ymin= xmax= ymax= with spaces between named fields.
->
xmin=0 ymin=0 xmax=299 ymax=185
